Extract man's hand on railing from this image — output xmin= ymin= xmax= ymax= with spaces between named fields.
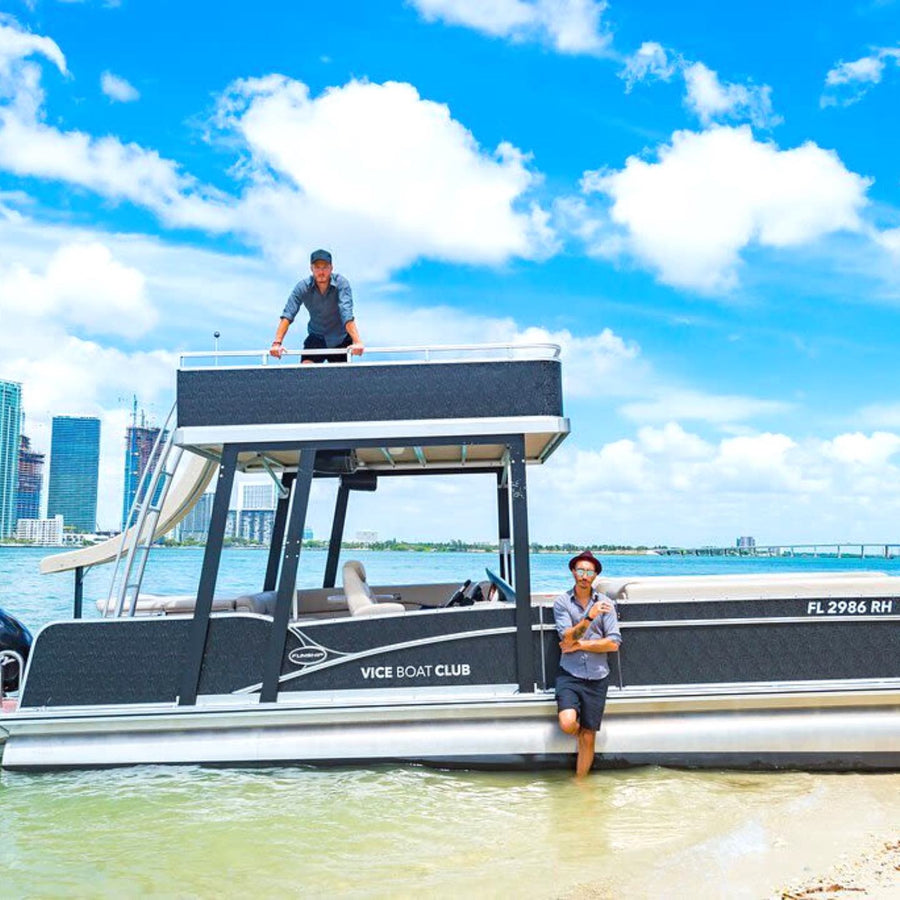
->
xmin=269 ymin=341 xmax=286 ymax=359
xmin=349 ymin=341 xmax=365 ymax=357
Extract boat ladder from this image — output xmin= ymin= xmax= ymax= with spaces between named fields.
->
xmin=105 ymin=401 xmax=182 ymax=618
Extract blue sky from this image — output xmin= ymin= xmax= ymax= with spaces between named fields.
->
xmin=1 ymin=0 xmax=900 ymax=545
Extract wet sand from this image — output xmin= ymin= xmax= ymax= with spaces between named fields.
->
xmin=562 ymin=772 xmax=900 ymax=900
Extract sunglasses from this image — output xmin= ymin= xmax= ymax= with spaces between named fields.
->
xmin=573 ymin=568 xmax=597 ymax=577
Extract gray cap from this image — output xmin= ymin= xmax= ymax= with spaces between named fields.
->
xmin=310 ymin=249 xmax=332 ymax=264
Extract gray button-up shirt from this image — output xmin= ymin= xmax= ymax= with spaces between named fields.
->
xmin=281 ymin=273 xmax=354 ymax=347
xmin=553 ymin=588 xmax=622 ymax=680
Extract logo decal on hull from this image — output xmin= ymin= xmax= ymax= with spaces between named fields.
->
xmin=286 ymin=626 xmax=348 ymax=671
xmin=288 ymin=646 xmax=329 ymax=666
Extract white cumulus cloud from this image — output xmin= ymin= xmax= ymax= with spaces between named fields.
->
xmin=822 ymin=46 xmax=900 ymax=106
xmin=100 ymin=70 xmax=139 ymax=102
xmin=409 ymin=0 xmax=612 ymax=54
xmin=0 ymin=13 xmax=67 ymax=78
xmin=619 ymin=44 xmax=779 ymax=128
xmin=620 ymin=41 xmax=675 ymax=90
xmin=528 ymin=425 xmax=900 ymax=545
xmin=683 ymin=62 xmax=779 ymax=128
xmin=0 ymin=241 xmax=156 ymax=336
xmin=214 ymin=75 xmax=554 ymax=278
xmin=577 ymin=125 xmax=870 ymax=291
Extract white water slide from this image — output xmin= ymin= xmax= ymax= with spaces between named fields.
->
xmin=39 ymin=453 xmax=218 ymax=575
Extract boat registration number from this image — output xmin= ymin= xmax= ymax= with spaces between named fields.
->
xmin=806 ymin=599 xmax=894 ymax=615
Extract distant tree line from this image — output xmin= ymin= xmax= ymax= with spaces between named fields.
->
xmin=156 ymin=536 xmax=666 ymax=552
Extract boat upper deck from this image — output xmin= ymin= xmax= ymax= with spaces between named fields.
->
xmin=175 ymin=343 xmax=568 ymax=471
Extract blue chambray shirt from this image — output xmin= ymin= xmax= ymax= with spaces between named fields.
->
xmin=553 ymin=588 xmax=622 ymax=681
xmin=281 ymin=273 xmax=355 ymax=347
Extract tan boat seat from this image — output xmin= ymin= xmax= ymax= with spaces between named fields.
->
xmin=341 ymin=560 xmax=406 ymax=617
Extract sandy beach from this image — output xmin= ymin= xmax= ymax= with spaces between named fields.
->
xmin=774 ymin=836 xmax=900 ymax=899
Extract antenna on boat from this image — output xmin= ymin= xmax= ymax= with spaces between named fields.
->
xmin=213 ymin=331 xmax=220 ymax=366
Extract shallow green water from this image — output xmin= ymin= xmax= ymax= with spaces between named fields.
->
xmin=1 ymin=765 xmax=897 ymax=898
xmin=1 ymin=549 xmax=898 ymax=897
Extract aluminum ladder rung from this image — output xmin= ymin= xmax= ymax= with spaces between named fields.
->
xmin=105 ymin=401 xmax=181 ymax=618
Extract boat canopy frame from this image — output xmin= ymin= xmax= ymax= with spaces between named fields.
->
xmin=177 ymin=431 xmax=535 ymax=707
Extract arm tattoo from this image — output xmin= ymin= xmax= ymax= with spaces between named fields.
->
xmin=571 ymin=618 xmax=591 ymax=640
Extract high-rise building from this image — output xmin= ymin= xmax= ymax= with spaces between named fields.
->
xmin=238 ymin=508 xmax=275 ymax=543
xmin=17 ymin=434 xmax=44 ymax=521
xmin=0 ymin=380 xmax=22 ymax=537
xmin=241 ymin=483 xmax=276 ymax=511
xmin=16 ymin=515 xmax=63 ymax=545
xmin=47 ymin=416 xmax=101 ymax=533
xmin=121 ymin=405 xmax=166 ymax=529
xmin=177 ymin=491 xmax=214 ymax=542
xmin=238 ymin=482 xmax=276 ymax=544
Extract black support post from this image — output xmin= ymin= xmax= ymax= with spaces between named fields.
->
xmin=260 ymin=449 xmax=316 ymax=703
xmin=496 ymin=469 xmax=511 ymax=581
xmin=73 ymin=566 xmax=84 ymax=619
xmin=509 ymin=435 xmax=535 ymax=694
xmin=264 ymin=472 xmax=296 ymax=592
xmin=323 ymin=482 xmax=350 ymax=589
xmin=178 ymin=445 xmax=238 ymax=707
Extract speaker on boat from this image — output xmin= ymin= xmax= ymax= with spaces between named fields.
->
xmin=342 ymin=471 xmax=377 ymax=491
xmin=314 ymin=449 xmax=359 ymax=475
xmin=0 ymin=608 xmax=32 ymax=692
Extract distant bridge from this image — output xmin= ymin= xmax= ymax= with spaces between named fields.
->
xmin=660 ymin=543 xmax=900 ymax=559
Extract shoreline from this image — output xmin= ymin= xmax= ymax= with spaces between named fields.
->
xmin=774 ymin=834 xmax=900 ymax=899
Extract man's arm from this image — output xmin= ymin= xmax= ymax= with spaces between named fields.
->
xmin=571 ymin=636 xmax=621 ymax=654
xmin=567 ymin=608 xmax=622 ymax=654
xmin=270 ymin=317 xmax=290 ymax=358
xmin=271 ymin=282 xmax=305 ymax=358
xmin=556 ymin=596 xmax=613 ymax=651
xmin=336 ymin=275 xmax=363 ymax=356
xmin=345 ymin=318 xmax=364 ymax=356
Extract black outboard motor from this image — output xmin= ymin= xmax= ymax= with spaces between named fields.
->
xmin=0 ymin=607 xmax=32 ymax=693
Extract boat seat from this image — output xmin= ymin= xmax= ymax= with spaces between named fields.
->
xmin=341 ymin=560 xmax=406 ymax=617
xmin=231 ymin=591 xmax=278 ymax=615
xmin=96 ymin=594 xmax=237 ymax=615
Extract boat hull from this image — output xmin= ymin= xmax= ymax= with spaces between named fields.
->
xmin=3 ymin=687 xmax=898 ymax=772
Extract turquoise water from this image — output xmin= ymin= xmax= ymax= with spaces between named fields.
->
xmin=5 ymin=544 xmax=900 ymax=632
xmin=1 ymin=548 xmax=898 ymax=897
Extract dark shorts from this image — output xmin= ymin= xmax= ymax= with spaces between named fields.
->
xmin=555 ymin=671 xmax=610 ymax=731
xmin=302 ymin=333 xmax=352 ymax=364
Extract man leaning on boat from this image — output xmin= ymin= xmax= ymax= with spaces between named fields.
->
xmin=554 ymin=550 xmax=622 ymax=778
xmin=270 ymin=249 xmax=365 ymax=362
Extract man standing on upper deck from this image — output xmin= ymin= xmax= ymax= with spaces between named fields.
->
xmin=553 ymin=550 xmax=621 ymax=778
xmin=269 ymin=249 xmax=365 ymax=363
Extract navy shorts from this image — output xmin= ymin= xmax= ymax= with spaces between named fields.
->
xmin=555 ymin=671 xmax=610 ymax=731
xmin=302 ymin=333 xmax=352 ymax=363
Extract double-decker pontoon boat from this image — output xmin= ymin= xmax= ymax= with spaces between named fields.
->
xmin=0 ymin=344 xmax=898 ymax=771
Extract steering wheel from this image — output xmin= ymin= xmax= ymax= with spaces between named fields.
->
xmin=443 ymin=579 xmax=473 ymax=608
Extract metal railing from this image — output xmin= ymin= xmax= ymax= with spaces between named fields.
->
xmin=179 ymin=342 xmax=562 ymax=369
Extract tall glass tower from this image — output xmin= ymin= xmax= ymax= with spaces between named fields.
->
xmin=0 ymin=380 xmax=22 ymax=537
xmin=47 ymin=416 xmax=101 ymax=533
